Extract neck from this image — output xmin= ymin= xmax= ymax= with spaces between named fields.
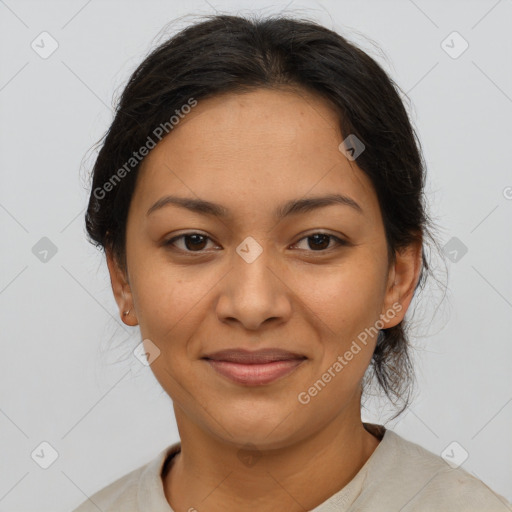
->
xmin=163 ymin=406 xmax=381 ymax=511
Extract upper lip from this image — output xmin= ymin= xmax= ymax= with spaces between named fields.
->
xmin=202 ymin=348 xmax=306 ymax=364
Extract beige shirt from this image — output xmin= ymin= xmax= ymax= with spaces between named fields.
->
xmin=72 ymin=424 xmax=511 ymax=511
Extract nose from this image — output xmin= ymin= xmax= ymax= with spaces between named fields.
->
xmin=215 ymin=239 xmax=293 ymax=331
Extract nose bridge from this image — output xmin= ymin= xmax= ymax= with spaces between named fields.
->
xmin=216 ymin=235 xmax=290 ymax=329
xmin=232 ymin=235 xmax=277 ymax=297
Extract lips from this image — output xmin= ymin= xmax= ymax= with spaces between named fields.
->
xmin=203 ymin=348 xmax=306 ymax=364
xmin=202 ymin=348 xmax=306 ymax=386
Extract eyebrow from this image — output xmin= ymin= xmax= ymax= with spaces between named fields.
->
xmin=146 ymin=193 xmax=363 ymax=218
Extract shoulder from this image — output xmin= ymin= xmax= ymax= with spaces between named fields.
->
xmin=359 ymin=428 xmax=512 ymax=511
xmin=70 ymin=443 xmax=180 ymax=512
xmin=71 ymin=464 xmax=143 ymax=512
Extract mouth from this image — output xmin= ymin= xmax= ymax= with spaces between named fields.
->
xmin=201 ymin=348 xmax=307 ymax=386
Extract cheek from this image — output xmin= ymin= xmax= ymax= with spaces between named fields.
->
xmin=294 ymin=255 xmax=386 ymax=338
xmin=291 ymin=254 xmax=386 ymax=392
xmin=130 ymin=261 xmax=207 ymax=397
xmin=128 ymin=245 xmax=212 ymax=336
xmin=128 ymin=255 xmax=224 ymax=394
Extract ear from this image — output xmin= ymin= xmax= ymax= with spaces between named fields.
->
xmin=106 ymin=248 xmax=138 ymax=326
xmin=379 ymin=237 xmax=423 ymax=329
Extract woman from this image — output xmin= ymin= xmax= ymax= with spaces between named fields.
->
xmin=73 ymin=13 xmax=511 ymax=512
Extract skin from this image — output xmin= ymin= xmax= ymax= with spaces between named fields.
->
xmin=107 ymin=87 xmax=422 ymax=511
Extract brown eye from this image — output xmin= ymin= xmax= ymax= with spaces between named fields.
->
xmin=164 ymin=233 xmax=214 ymax=252
xmin=164 ymin=231 xmax=348 ymax=255
xmin=293 ymin=233 xmax=348 ymax=252
xmin=307 ymin=233 xmax=330 ymax=250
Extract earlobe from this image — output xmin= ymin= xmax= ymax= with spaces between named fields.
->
xmin=380 ymin=240 xmax=422 ymax=329
xmin=106 ymin=248 xmax=137 ymax=326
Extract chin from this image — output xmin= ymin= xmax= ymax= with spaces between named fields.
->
xmin=207 ymin=406 xmax=307 ymax=449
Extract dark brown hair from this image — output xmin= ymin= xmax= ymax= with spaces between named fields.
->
xmin=84 ymin=14 xmax=445 ymax=420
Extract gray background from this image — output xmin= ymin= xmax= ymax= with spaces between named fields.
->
xmin=1 ymin=0 xmax=511 ymax=510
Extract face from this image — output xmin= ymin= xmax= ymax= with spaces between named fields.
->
xmin=107 ymin=88 xmax=420 ymax=449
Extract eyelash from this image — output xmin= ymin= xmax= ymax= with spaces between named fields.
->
xmin=163 ymin=232 xmax=349 ymax=255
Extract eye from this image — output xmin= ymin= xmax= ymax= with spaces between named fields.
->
xmin=292 ymin=232 xmax=348 ymax=252
xmin=163 ymin=231 xmax=348 ymax=254
xmin=164 ymin=232 xmax=218 ymax=253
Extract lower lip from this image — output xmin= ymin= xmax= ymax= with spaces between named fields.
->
xmin=204 ymin=359 xmax=305 ymax=386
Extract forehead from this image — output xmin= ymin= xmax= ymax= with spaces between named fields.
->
xmin=132 ymin=88 xmax=381 ymax=225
